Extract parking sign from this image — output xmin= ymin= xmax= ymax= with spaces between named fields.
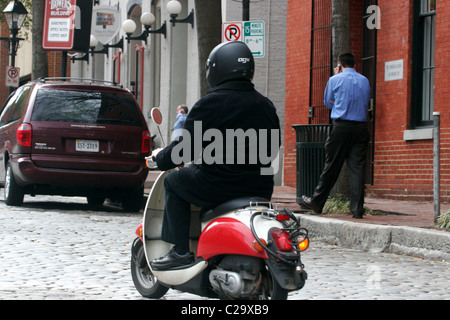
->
xmin=6 ymin=66 xmax=20 ymax=88
xmin=222 ymin=21 xmax=265 ymax=58
xmin=243 ymin=21 xmax=265 ymax=58
xmin=223 ymin=22 xmax=243 ymax=42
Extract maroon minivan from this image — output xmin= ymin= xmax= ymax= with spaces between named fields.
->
xmin=0 ymin=79 xmax=151 ymax=212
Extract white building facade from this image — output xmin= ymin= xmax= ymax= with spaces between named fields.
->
xmin=71 ymin=0 xmax=287 ymax=184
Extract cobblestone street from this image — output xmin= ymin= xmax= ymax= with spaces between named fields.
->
xmin=0 ymin=195 xmax=448 ymax=300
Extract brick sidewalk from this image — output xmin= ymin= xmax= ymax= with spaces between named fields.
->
xmin=272 ymin=186 xmax=450 ymax=230
xmin=145 ymin=172 xmax=449 ymax=230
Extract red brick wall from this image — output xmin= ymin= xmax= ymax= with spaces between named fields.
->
xmin=284 ymin=0 xmax=364 ymax=187
xmin=0 ymin=24 xmax=11 ymax=102
xmin=284 ymin=0 xmax=450 ymax=202
xmin=284 ymin=0 xmax=312 ymax=187
xmin=367 ymin=0 xmax=450 ymax=202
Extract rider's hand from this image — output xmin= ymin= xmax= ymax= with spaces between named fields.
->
xmin=151 ymin=148 xmax=163 ymax=160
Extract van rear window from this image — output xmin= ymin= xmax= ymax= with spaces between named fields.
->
xmin=31 ymin=89 xmax=142 ymax=126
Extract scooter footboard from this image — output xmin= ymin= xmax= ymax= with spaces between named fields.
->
xmin=143 ymin=208 xmax=165 ymax=240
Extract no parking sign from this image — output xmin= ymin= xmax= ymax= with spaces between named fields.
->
xmin=6 ymin=66 xmax=20 ymax=88
xmin=223 ymin=22 xmax=243 ymax=42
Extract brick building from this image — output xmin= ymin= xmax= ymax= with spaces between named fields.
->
xmin=284 ymin=0 xmax=449 ymax=202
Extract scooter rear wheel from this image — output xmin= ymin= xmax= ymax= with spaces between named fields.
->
xmin=263 ymin=267 xmax=288 ymax=300
xmin=131 ymin=238 xmax=169 ymax=299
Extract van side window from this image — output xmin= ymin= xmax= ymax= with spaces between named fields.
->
xmin=0 ymin=86 xmax=32 ymax=125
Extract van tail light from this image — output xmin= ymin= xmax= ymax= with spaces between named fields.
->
xmin=17 ymin=124 xmax=32 ymax=148
xmin=270 ymin=228 xmax=293 ymax=252
xmin=141 ymin=130 xmax=151 ymax=154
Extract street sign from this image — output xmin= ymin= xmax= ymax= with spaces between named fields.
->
xmin=223 ymin=22 xmax=243 ymax=42
xmin=243 ymin=21 xmax=265 ymax=58
xmin=42 ymin=0 xmax=93 ymax=52
xmin=6 ymin=66 xmax=20 ymax=88
xmin=222 ymin=21 xmax=265 ymax=58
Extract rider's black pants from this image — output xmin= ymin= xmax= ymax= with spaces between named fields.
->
xmin=161 ymin=170 xmax=218 ymax=254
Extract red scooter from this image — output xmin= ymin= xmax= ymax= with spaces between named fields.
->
xmin=130 ymin=108 xmax=308 ymax=300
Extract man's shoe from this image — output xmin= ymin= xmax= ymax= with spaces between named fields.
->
xmin=150 ymin=248 xmax=195 ymax=270
xmin=302 ymin=196 xmax=322 ymax=214
xmin=352 ymin=214 xmax=363 ymax=219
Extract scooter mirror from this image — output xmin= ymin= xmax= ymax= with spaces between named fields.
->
xmin=151 ymin=107 xmax=163 ymax=126
xmin=150 ymin=107 xmax=165 ymax=147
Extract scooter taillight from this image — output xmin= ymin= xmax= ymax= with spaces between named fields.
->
xmin=135 ymin=223 xmax=143 ymax=239
xmin=270 ymin=228 xmax=293 ymax=252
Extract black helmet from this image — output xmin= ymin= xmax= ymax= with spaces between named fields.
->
xmin=206 ymin=41 xmax=255 ymax=88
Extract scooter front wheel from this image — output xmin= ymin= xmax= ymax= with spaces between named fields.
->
xmin=131 ymin=238 xmax=169 ymax=299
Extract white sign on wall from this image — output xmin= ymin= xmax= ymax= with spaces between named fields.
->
xmin=385 ymin=59 xmax=403 ymax=81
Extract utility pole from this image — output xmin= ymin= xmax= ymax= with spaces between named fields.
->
xmin=242 ymin=0 xmax=249 ymax=21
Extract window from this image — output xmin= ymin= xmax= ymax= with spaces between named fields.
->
xmin=0 ymin=86 xmax=31 ymax=126
xmin=31 ymin=89 xmax=143 ymax=126
xmin=308 ymin=0 xmax=332 ymax=124
xmin=411 ymin=0 xmax=436 ymax=127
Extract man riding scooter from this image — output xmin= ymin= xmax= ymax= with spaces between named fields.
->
xmin=150 ymin=41 xmax=281 ymax=270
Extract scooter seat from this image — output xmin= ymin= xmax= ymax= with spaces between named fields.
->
xmin=200 ymin=197 xmax=269 ymax=222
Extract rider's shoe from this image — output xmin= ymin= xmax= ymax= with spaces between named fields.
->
xmin=150 ymin=247 xmax=195 ymax=270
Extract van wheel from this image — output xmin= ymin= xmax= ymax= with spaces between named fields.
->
xmin=4 ymin=161 xmax=24 ymax=206
xmin=122 ymin=186 xmax=143 ymax=212
xmin=87 ymin=194 xmax=106 ymax=207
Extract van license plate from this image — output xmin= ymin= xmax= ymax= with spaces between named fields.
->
xmin=76 ymin=139 xmax=99 ymax=152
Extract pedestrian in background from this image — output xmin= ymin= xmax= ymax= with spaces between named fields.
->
xmin=172 ymin=104 xmax=189 ymax=141
xmin=302 ymin=52 xmax=371 ymax=219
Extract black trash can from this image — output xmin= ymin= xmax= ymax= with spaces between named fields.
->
xmin=293 ymin=124 xmax=332 ymax=205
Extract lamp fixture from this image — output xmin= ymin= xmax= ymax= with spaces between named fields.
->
xmin=89 ymin=35 xmax=124 ymax=56
xmin=71 ymin=35 xmax=124 ymax=63
xmin=167 ymin=0 xmax=194 ymax=28
xmin=122 ymin=12 xmax=167 ymax=43
xmin=3 ymin=0 xmax=28 ymax=32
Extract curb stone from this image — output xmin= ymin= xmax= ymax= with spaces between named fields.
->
xmin=297 ymin=215 xmax=450 ymax=261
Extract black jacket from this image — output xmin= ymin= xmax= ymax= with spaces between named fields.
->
xmin=156 ymin=80 xmax=280 ymax=205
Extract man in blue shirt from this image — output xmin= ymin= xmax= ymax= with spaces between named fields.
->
xmin=302 ymin=53 xmax=371 ymax=218
xmin=172 ymin=104 xmax=189 ymax=141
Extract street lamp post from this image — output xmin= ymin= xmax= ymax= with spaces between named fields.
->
xmin=0 ymin=1 xmax=28 ymax=92
xmin=1 ymin=1 xmax=28 ymax=67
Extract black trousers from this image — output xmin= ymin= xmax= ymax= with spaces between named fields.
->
xmin=312 ymin=120 xmax=369 ymax=216
xmin=161 ymin=170 xmax=218 ymax=253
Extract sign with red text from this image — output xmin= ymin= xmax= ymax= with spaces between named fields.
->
xmin=42 ymin=0 xmax=93 ymax=52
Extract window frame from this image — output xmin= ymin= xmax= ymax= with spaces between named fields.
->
xmin=411 ymin=0 xmax=436 ymax=128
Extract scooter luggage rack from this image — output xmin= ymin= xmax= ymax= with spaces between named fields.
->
xmin=248 ymin=200 xmax=280 ymax=219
